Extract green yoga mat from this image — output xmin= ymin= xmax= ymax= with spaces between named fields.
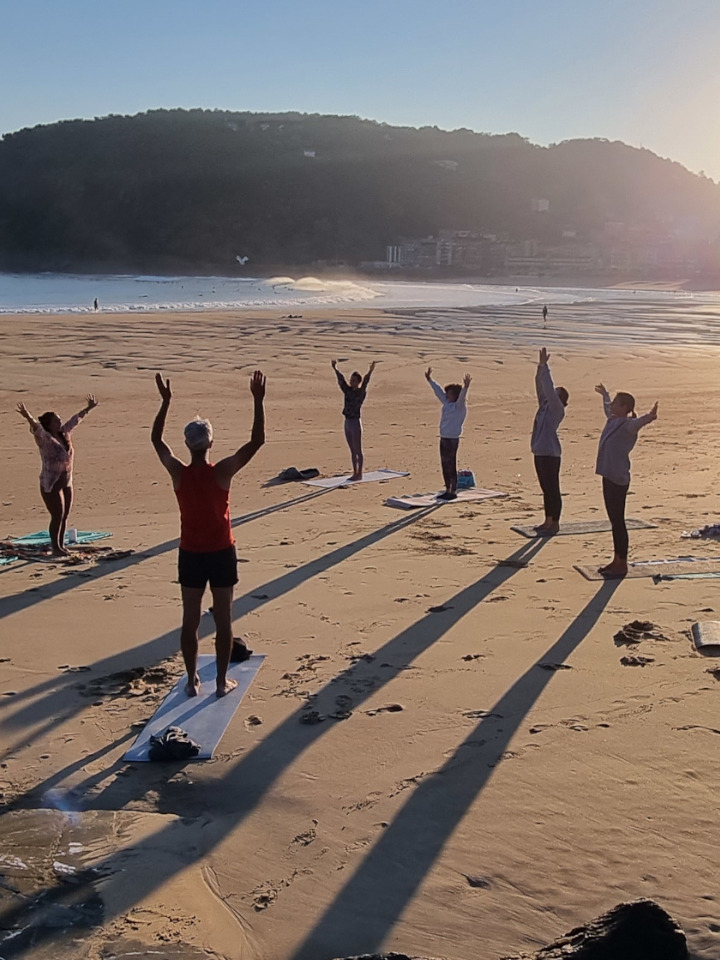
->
xmin=8 ymin=530 xmax=112 ymax=546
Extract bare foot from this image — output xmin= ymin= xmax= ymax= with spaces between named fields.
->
xmin=216 ymin=677 xmax=238 ymax=698
xmin=185 ymin=675 xmax=201 ymax=697
xmin=536 ymin=522 xmax=559 ymax=537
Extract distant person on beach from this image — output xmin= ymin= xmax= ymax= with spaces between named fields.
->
xmin=542 ymin=304 xmax=548 ymax=324
xmin=531 ymin=347 xmax=568 ymax=535
xmin=425 ymin=367 xmax=471 ymax=500
xmin=151 ymin=370 xmax=266 ymax=698
xmin=595 ymin=383 xmax=658 ymax=577
xmin=93 ymin=298 xmax=98 ymax=311
xmin=331 ymin=359 xmax=376 ymax=480
xmin=16 ymin=395 xmax=99 ymax=556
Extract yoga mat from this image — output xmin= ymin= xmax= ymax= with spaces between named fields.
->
xmin=575 ymin=556 xmax=720 ymax=581
xmin=691 ymin=621 xmax=720 ymax=651
xmin=8 ymin=530 xmax=112 ymax=546
xmin=303 ymin=469 xmax=409 ymax=488
xmin=123 ymin=654 xmax=265 ymax=762
xmin=386 ymin=488 xmax=506 ymax=510
xmin=654 ymin=572 xmax=720 ymax=581
xmin=511 ymin=518 xmax=657 ymax=539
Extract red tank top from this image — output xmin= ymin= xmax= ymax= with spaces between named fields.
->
xmin=175 ymin=462 xmax=234 ymax=552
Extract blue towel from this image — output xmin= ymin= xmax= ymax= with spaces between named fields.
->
xmin=8 ymin=530 xmax=112 ymax=546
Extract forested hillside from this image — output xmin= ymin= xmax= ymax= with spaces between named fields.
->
xmin=1 ymin=109 xmax=719 ymax=273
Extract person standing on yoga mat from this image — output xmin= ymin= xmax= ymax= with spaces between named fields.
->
xmin=16 ymin=395 xmax=99 ymax=556
xmin=151 ymin=370 xmax=266 ymax=698
xmin=531 ymin=347 xmax=569 ymax=535
xmin=595 ymin=383 xmax=657 ymax=577
xmin=425 ymin=367 xmax=471 ymax=500
xmin=331 ymin=359 xmax=376 ymax=480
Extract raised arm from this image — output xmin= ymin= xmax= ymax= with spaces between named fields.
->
xmin=332 ymin=360 xmax=349 ymax=393
xmin=457 ymin=372 xmax=472 ymax=404
xmin=627 ymin=401 xmax=658 ymax=434
xmin=151 ymin=374 xmax=184 ymax=484
xmin=16 ymin=401 xmax=40 ymax=431
xmin=536 ymin=352 xmax=564 ymax=416
xmin=425 ymin=368 xmax=447 ymax=404
xmin=595 ymin=383 xmax=612 ymax=418
xmin=63 ymin=394 xmax=98 ymax=433
xmin=215 ymin=370 xmax=266 ymax=486
xmin=535 ymin=347 xmax=550 ymax=403
xmin=361 ymin=360 xmax=377 ymax=390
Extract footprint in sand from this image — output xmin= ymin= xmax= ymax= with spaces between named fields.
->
xmin=292 ymin=821 xmax=318 ymax=846
xmin=79 ymin=662 xmax=177 ymax=701
xmin=614 ymin=620 xmax=669 ymax=646
xmin=529 ymin=723 xmax=551 ymax=734
xmin=620 ymin=654 xmax=655 ymax=667
xmin=299 ymin=710 xmax=325 ymax=725
xmin=365 ymin=703 xmax=404 ymax=717
xmin=253 ymin=888 xmax=277 ymax=911
xmin=464 ymin=874 xmax=492 ymax=889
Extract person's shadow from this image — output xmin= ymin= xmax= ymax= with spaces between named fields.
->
xmin=289 ymin=579 xmax=620 ymax=960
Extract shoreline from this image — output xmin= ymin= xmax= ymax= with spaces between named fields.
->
xmin=2 ymin=294 xmax=720 ymax=349
xmin=1 ymin=274 xmax=718 ymax=319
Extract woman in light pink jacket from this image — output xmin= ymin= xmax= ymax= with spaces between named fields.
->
xmin=17 ymin=395 xmax=98 ymax=555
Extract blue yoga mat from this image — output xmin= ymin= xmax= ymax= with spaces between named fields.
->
xmin=8 ymin=530 xmax=112 ymax=546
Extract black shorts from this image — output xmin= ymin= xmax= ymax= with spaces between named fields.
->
xmin=178 ymin=545 xmax=239 ymax=590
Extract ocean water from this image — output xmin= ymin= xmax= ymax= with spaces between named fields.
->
xmin=0 ymin=271 xmax=708 ymax=315
xmin=1 ymin=272 xmax=717 ymax=345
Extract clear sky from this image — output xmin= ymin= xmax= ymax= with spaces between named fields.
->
xmin=3 ymin=0 xmax=720 ymax=178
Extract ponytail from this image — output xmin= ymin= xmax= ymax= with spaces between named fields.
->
xmin=615 ymin=392 xmax=636 ymax=418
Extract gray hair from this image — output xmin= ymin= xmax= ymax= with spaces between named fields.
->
xmin=184 ymin=418 xmax=213 ymax=451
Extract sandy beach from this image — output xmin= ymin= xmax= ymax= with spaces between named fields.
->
xmin=2 ymin=298 xmax=720 ymax=959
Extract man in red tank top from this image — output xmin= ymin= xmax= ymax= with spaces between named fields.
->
xmin=151 ymin=370 xmax=266 ymax=698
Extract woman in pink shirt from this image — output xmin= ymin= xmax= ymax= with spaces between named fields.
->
xmin=17 ymin=395 xmax=98 ymax=555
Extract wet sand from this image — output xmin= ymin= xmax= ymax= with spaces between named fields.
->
xmin=2 ymin=299 xmax=720 ymax=959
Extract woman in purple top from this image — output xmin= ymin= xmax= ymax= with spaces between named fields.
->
xmin=331 ymin=359 xmax=376 ymax=481
xmin=594 ymin=384 xmax=657 ymax=578
xmin=17 ymin=395 xmax=98 ymax=555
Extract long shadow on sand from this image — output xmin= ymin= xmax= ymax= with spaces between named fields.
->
xmin=0 ymin=503 xmax=439 ymax=747
xmin=0 ymin=486 xmax=332 ymax=624
xmin=0 ymin=538 xmax=549 ymax=954
xmin=289 ymin=579 xmax=620 ymax=960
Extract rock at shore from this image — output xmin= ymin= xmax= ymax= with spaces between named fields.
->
xmin=329 ymin=899 xmax=688 ymax=960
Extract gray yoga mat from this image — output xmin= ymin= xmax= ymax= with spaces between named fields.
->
xmin=512 ymin=518 xmax=657 ymax=538
xmin=123 ymin=654 xmax=265 ymax=761
xmin=575 ymin=556 xmax=720 ymax=581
